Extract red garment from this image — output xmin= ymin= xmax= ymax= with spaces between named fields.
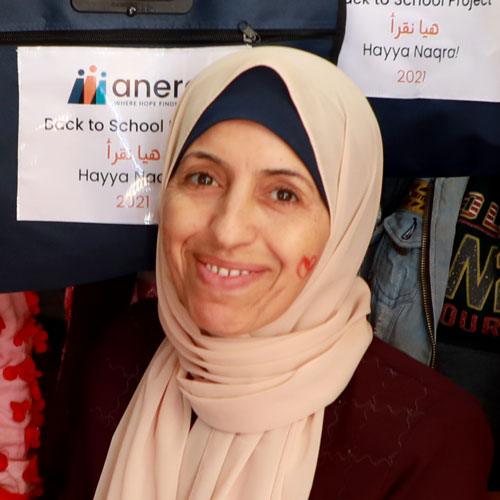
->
xmin=310 ymin=336 xmax=493 ymax=499
xmin=44 ymin=298 xmax=492 ymax=499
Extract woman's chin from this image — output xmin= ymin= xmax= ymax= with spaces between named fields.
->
xmin=198 ymin=319 xmax=250 ymax=338
xmin=189 ymin=305 xmax=257 ymax=337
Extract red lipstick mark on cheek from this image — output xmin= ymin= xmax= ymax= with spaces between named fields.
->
xmin=296 ymin=255 xmax=318 ymax=279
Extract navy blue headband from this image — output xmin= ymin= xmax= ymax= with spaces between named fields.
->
xmin=179 ymin=66 xmax=328 ymax=207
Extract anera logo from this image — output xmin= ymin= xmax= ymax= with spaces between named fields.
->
xmin=68 ymin=65 xmax=107 ymax=105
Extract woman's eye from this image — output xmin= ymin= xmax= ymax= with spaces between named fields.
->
xmin=270 ymin=188 xmax=298 ymax=203
xmin=188 ymin=172 xmax=218 ymax=187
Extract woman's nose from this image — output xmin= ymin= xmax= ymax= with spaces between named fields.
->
xmin=208 ymin=190 xmax=257 ymax=249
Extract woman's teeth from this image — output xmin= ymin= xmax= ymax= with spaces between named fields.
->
xmin=206 ymin=264 xmax=250 ymax=277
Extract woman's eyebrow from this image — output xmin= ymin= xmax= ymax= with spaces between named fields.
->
xmin=261 ymin=168 xmax=315 ymax=189
xmin=179 ymin=150 xmax=225 ymax=166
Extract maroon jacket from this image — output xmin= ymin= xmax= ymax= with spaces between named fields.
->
xmin=39 ymin=295 xmax=493 ymax=499
xmin=310 ymin=334 xmax=493 ymax=499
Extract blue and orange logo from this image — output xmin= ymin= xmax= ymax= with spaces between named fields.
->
xmin=68 ymin=65 xmax=106 ymax=105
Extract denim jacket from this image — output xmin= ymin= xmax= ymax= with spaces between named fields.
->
xmin=363 ymin=177 xmax=469 ymax=365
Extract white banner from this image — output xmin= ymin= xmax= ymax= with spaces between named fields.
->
xmin=17 ymin=46 xmax=247 ymax=225
xmin=338 ymin=0 xmax=500 ymax=102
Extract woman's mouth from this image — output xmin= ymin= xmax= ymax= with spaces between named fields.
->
xmin=195 ymin=256 xmax=267 ymax=290
xmin=205 ymin=263 xmax=250 ymax=277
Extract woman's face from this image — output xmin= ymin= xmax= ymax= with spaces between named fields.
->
xmin=163 ymin=119 xmax=330 ymax=336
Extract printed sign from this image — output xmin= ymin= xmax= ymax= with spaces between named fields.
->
xmin=17 ymin=46 xmax=247 ymax=225
xmin=338 ymin=0 xmax=500 ymax=102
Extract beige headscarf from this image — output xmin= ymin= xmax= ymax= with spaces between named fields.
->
xmin=95 ymin=46 xmax=383 ymax=500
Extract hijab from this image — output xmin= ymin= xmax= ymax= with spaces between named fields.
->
xmin=95 ymin=46 xmax=383 ymax=500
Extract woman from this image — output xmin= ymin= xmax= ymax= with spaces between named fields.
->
xmin=93 ymin=47 xmax=492 ymax=499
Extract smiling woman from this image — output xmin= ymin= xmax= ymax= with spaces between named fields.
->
xmin=164 ymin=119 xmax=329 ymax=337
xmin=93 ymin=47 xmax=493 ymax=500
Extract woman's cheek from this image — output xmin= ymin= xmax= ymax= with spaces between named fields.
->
xmin=164 ymin=194 xmax=203 ymax=235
